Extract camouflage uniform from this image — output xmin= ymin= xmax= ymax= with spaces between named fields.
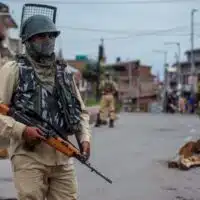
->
xmin=0 ymin=15 xmax=91 ymax=200
xmin=95 ymin=72 xmax=118 ymax=128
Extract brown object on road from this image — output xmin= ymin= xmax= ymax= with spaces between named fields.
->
xmin=168 ymin=139 xmax=200 ymax=170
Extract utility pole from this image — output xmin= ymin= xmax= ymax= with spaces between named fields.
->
xmin=164 ymin=42 xmax=181 ymax=87
xmin=96 ymin=38 xmax=104 ymax=102
xmin=163 ymin=52 xmax=168 ymax=113
xmin=128 ymin=61 xmax=132 ymax=93
xmin=136 ymin=60 xmax=140 ymax=112
xmin=153 ymin=50 xmax=168 ymax=112
xmin=190 ymin=9 xmax=198 ymax=96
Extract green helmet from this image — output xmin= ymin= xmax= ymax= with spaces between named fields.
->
xmin=20 ymin=15 xmax=60 ymax=43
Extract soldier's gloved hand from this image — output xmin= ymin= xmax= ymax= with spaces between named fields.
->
xmin=81 ymin=141 xmax=90 ymax=161
xmin=22 ymin=126 xmax=46 ymax=142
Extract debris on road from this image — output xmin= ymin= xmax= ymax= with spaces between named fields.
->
xmin=168 ymin=139 xmax=200 ymax=170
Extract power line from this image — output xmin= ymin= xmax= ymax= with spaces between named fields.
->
xmin=88 ymin=32 xmax=200 ymax=42
xmin=60 ymin=33 xmax=199 ymax=43
xmin=56 ymin=23 xmax=200 ymax=42
xmin=6 ymin=0 xmax=200 ymax=5
xmin=58 ymin=24 xmax=200 ymax=41
xmin=58 ymin=23 xmax=200 ymax=35
xmin=103 ymin=33 xmax=191 ymax=41
xmin=58 ymin=26 xmax=136 ymax=34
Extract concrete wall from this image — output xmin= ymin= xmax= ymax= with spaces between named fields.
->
xmin=117 ymin=65 xmax=156 ymax=100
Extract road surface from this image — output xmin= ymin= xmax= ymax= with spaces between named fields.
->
xmin=1 ymin=113 xmax=200 ymax=200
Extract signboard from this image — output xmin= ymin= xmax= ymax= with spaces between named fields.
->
xmin=75 ymin=55 xmax=88 ymax=61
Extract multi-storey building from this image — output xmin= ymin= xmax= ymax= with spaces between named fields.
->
xmin=106 ymin=59 xmax=158 ymax=111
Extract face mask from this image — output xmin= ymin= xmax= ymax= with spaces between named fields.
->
xmin=28 ymin=37 xmax=55 ymax=57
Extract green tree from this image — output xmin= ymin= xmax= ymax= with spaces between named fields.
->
xmin=82 ymin=59 xmax=105 ymax=82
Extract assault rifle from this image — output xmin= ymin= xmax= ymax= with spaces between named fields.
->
xmin=0 ymin=104 xmax=112 ymax=184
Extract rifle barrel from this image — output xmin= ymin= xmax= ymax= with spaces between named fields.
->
xmin=84 ymin=162 xmax=112 ymax=184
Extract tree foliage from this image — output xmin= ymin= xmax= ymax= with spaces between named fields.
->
xmin=82 ymin=59 xmax=105 ymax=82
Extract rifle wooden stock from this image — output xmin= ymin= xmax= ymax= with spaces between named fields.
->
xmin=45 ymin=137 xmax=80 ymax=158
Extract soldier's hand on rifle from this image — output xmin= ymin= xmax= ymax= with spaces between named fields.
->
xmin=81 ymin=141 xmax=90 ymax=161
xmin=23 ymin=126 xmax=46 ymax=142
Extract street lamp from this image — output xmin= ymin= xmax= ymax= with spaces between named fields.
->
xmin=190 ymin=8 xmax=198 ymax=95
xmin=164 ymin=42 xmax=181 ymax=88
xmin=152 ymin=50 xmax=168 ymax=112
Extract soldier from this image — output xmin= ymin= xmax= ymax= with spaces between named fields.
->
xmin=95 ymin=71 xmax=118 ymax=128
xmin=0 ymin=15 xmax=91 ymax=200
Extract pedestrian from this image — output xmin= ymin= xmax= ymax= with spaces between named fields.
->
xmin=178 ymin=95 xmax=186 ymax=113
xmin=0 ymin=14 xmax=91 ymax=200
xmin=188 ymin=94 xmax=196 ymax=113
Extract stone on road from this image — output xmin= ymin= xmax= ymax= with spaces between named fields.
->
xmin=1 ymin=113 xmax=200 ymax=200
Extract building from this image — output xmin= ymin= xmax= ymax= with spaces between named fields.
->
xmin=185 ymin=48 xmax=200 ymax=63
xmin=67 ymin=59 xmax=88 ymax=72
xmin=0 ymin=2 xmax=18 ymax=64
xmin=67 ymin=59 xmax=88 ymax=94
xmin=172 ymin=48 xmax=200 ymax=94
xmin=106 ymin=59 xmax=158 ymax=111
xmin=65 ymin=58 xmax=89 ymax=100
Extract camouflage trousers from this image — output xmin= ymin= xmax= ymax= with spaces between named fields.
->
xmin=11 ymin=155 xmax=77 ymax=200
xmin=99 ymin=93 xmax=116 ymax=121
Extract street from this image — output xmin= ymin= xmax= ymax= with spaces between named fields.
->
xmin=1 ymin=113 xmax=200 ymax=199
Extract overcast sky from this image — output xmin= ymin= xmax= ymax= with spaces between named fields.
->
xmin=2 ymin=0 xmax=200 ymax=79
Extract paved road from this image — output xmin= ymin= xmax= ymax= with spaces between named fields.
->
xmin=1 ymin=113 xmax=200 ymax=200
